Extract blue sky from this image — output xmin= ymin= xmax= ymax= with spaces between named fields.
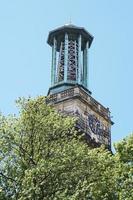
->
xmin=0 ymin=0 xmax=133 ymax=145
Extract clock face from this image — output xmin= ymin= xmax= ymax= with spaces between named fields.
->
xmin=88 ymin=114 xmax=109 ymax=141
xmin=88 ymin=114 xmax=102 ymax=135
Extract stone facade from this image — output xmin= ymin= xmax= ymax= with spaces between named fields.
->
xmin=47 ymin=85 xmax=112 ymax=150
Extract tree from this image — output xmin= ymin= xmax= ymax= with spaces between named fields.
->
xmin=0 ymin=96 xmax=132 ymax=199
xmin=114 ymin=134 xmax=133 ymax=200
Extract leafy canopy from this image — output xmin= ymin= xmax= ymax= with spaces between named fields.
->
xmin=0 ymin=96 xmax=133 ymax=200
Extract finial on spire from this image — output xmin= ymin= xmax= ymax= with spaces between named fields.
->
xmin=64 ymin=17 xmax=72 ymax=26
xmin=69 ymin=16 xmax=72 ymax=25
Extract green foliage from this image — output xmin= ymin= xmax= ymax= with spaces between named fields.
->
xmin=114 ymin=135 xmax=133 ymax=200
xmin=0 ymin=96 xmax=133 ymax=199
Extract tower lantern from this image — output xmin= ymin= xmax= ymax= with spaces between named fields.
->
xmin=47 ymin=24 xmax=113 ymax=150
xmin=47 ymin=24 xmax=93 ymax=95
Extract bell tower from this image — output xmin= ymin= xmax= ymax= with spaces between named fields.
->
xmin=47 ymin=24 xmax=113 ymax=150
xmin=47 ymin=24 xmax=93 ymax=94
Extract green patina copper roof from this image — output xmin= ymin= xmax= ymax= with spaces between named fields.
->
xmin=47 ymin=24 xmax=94 ymax=48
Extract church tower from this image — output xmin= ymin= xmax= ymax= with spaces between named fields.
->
xmin=47 ymin=24 xmax=113 ymax=150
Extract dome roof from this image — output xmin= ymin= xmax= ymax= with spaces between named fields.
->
xmin=47 ymin=24 xmax=94 ymax=48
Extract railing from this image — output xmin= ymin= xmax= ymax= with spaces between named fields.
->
xmin=47 ymin=86 xmax=110 ymax=120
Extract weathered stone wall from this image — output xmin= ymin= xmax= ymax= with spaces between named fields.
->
xmin=47 ymin=86 xmax=112 ymax=149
